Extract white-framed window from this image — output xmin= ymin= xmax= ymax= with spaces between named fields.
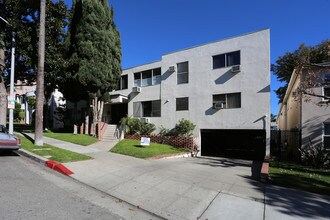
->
xmin=212 ymin=93 xmax=241 ymax=109
xmin=176 ymin=97 xmax=189 ymax=111
xmin=323 ymin=123 xmax=330 ymax=149
xmin=177 ymin=61 xmax=189 ymax=84
xmin=134 ymin=67 xmax=161 ymax=87
xmin=213 ymin=50 xmax=240 ymax=69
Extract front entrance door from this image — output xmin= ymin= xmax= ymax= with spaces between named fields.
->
xmin=111 ymin=104 xmax=128 ymax=124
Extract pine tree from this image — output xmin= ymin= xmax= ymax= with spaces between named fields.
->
xmin=65 ymin=0 xmax=122 ymax=135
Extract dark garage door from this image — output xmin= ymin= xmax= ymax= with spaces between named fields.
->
xmin=201 ymin=129 xmax=266 ymax=160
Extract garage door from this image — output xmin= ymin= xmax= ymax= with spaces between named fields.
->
xmin=201 ymin=129 xmax=266 ymax=160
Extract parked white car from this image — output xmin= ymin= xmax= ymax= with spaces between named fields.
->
xmin=0 ymin=125 xmax=20 ymax=151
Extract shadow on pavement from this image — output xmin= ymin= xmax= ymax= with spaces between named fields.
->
xmin=191 ymin=156 xmax=252 ymax=168
xmin=239 ymin=175 xmax=330 ymax=219
xmin=0 ymin=150 xmax=19 ymax=157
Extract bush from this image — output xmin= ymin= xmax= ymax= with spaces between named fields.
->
xmin=14 ymin=102 xmax=22 ymax=119
xmin=173 ymin=118 xmax=196 ymax=137
xmin=18 ymin=112 xmax=25 ymax=120
xmin=120 ymin=115 xmax=156 ymax=135
xmin=140 ymin=123 xmax=156 ymax=135
xmin=158 ymin=126 xmax=172 ymax=136
xmin=299 ymin=140 xmax=329 ymax=168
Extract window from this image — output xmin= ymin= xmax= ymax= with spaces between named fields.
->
xmin=177 ymin=61 xmax=189 ymax=84
xmin=323 ymin=123 xmax=330 ymax=149
xmin=134 ymin=73 xmax=141 ymax=87
xmin=176 ymin=97 xmax=189 ymax=111
xmin=213 ymin=51 xmax=240 ymax=69
xmin=134 ymin=68 xmax=161 ymax=87
xmin=116 ymin=75 xmax=128 ymax=90
xmin=133 ymin=100 xmax=161 ymax=117
xmin=213 ymin=93 xmax=241 ymax=109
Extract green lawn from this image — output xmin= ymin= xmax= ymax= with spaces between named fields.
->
xmin=17 ymin=134 xmax=92 ymax=163
xmin=43 ymin=132 xmax=98 ymax=146
xmin=270 ymin=161 xmax=330 ymax=195
xmin=110 ymin=139 xmax=189 ymax=159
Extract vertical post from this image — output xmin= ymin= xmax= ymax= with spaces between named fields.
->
xmin=8 ymin=32 xmax=15 ymax=134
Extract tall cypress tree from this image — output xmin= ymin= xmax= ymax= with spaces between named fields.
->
xmin=65 ymin=0 xmax=122 ymax=134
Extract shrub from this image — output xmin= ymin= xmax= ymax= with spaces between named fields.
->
xmin=14 ymin=102 xmax=22 ymax=118
xmin=299 ymin=140 xmax=329 ymax=169
xmin=18 ymin=112 xmax=25 ymax=120
xmin=140 ymin=123 xmax=156 ymax=135
xmin=158 ymin=126 xmax=171 ymax=136
xmin=120 ymin=115 xmax=156 ymax=135
xmin=174 ymin=118 xmax=196 ymax=137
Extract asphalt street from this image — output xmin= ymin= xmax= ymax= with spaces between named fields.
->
xmin=0 ymin=151 xmax=159 ymax=220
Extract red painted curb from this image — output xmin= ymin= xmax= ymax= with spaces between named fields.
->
xmin=260 ymin=162 xmax=269 ymax=182
xmin=46 ymin=160 xmax=74 ymax=176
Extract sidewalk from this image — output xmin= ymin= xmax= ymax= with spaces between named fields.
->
xmin=21 ymin=135 xmax=330 ymax=220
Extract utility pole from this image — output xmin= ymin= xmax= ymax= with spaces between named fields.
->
xmin=0 ymin=16 xmax=15 ymax=134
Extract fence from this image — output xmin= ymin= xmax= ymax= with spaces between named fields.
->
xmin=125 ymin=134 xmax=198 ymax=154
xmin=270 ymin=130 xmax=301 ymax=161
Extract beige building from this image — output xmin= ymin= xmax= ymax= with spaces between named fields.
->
xmin=277 ymin=63 xmax=330 ymax=151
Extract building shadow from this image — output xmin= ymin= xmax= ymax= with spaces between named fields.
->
xmin=190 ymin=156 xmax=252 ymax=168
xmin=214 ymin=69 xmax=235 ymax=84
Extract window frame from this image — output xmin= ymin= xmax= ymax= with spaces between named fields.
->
xmin=176 ymin=97 xmax=189 ymax=111
xmin=212 ymin=92 xmax=241 ymax=109
xmin=323 ymin=122 xmax=330 ymax=149
xmin=212 ymin=50 xmax=241 ymax=70
xmin=133 ymin=100 xmax=161 ymax=117
xmin=177 ymin=61 xmax=189 ymax=84
xmin=134 ymin=67 xmax=161 ymax=87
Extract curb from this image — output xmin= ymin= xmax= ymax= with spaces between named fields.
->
xmin=17 ymin=149 xmax=74 ymax=176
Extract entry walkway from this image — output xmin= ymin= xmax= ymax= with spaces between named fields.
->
xmin=24 ymin=134 xmax=330 ymax=220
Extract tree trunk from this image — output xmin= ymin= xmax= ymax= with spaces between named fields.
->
xmin=92 ymin=96 xmax=98 ymax=136
xmin=34 ymin=0 xmax=46 ymax=146
xmin=85 ymin=112 xmax=89 ymax=134
xmin=0 ymin=48 xmax=6 ymax=125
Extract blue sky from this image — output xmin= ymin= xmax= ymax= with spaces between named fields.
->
xmin=64 ymin=0 xmax=330 ymax=115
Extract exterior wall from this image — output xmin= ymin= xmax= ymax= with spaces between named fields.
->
xmin=301 ymin=70 xmax=330 ymax=148
xmin=109 ymin=29 xmax=270 ymax=155
xmin=277 ymin=75 xmax=301 ymax=131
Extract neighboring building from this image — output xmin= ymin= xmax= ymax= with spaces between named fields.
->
xmin=277 ymin=63 xmax=330 ymax=152
xmin=106 ymin=29 xmax=270 ymax=159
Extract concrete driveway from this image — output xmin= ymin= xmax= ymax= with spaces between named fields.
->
xmin=65 ymin=152 xmax=265 ymax=220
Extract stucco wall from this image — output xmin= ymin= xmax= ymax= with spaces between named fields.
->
xmin=109 ymin=29 xmax=270 ymax=155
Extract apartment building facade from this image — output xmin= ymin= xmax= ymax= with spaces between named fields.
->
xmin=277 ymin=64 xmax=330 ymax=151
xmin=106 ymin=29 xmax=270 ymax=159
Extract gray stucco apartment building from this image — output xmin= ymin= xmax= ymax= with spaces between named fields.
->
xmin=105 ymin=29 xmax=270 ymax=159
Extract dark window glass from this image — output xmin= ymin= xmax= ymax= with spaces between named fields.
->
xmin=177 ymin=61 xmax=189 ymax=84
xmin=213 ymin=54 xmax=225 ymax=69
xmin=324 ymin=123 xmax=330 ymax=135
xmin=176 ymin=97 xmax=189 ymax=111
xmin=121 ymin=75 xmax=128 ymax=90
xmin=153 ymin=68 xmax=161 ymax=85
xmin=134 ymin=72 xmax=141 ymax=87
xmin=212 ymin=93 xmax=241 ymax=109
xmin=141 ymin=100 xmax=161 ymax=117
xmin=324 ymin=136 xmax=330 ymax=149
xmin=226 ymin=51 xmax=240 ymax=67
xmin=324 ymin=88 xmax=330 ymax=98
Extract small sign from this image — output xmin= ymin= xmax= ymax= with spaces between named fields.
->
xmin=141 ymin=137 xmax=150 ymax=146
xmin=7 ymin=96 xmax=15 ymax=109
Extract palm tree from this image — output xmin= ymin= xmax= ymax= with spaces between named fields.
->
xmin=34 ymin=0 xmax=46 ymax=146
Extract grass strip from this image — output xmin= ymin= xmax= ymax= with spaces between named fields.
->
xmin=110 ymin=139 xmax=189 ymax=159
xmin=43 ymin=132 xmax=98 ymax=146
xmin=17 ymin=134 xmax=92 ymax=163
xmin=269 ymin=161 xmax=330 ymax=195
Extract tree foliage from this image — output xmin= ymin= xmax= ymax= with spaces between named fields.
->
xmin=272 ymin=40 xmax=330 ymax=103
xmin=64 ymin=0 xmax=122 ymax=99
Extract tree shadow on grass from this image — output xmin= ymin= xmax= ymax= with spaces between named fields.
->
xmin=134 ymin=145 xmax=145 ymax=148
xmin=239 ymin=175 xmax=330 ymax=219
